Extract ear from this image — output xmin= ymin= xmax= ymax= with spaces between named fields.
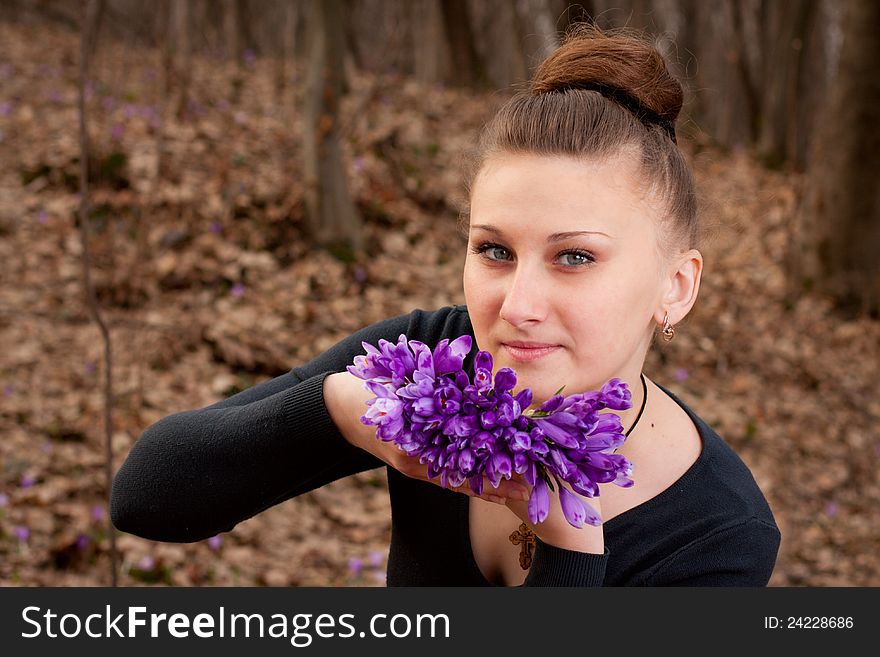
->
xmin=654 ymin=249 xmax=703 ymax=326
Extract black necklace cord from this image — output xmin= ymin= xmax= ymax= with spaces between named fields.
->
xmin=624 ymin=373 xmax=648 ymax=438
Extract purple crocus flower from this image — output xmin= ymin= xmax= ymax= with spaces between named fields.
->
xmin=230 ymin=282 xmax=245 ymax=298
xmin=600 ymin=378 xmax=632 ymax=410
xmin=20 ymin=474 xmax=35 ymax=489
xmin=208 ymin=535 xmax=223 ymax=551
xmin=76 ymin=534 xmax=91 ymax=550
xmin=528 ymin=478 xmax=550 ymax=524
xmin=558 ymin=484 xmax=601 ymax=527
xmin=91 ymin=505 xmax=104 ymax=522
xmin=348 ymin=557 xmax=363 ymax=576
xmin=14 ymin=526 xmax=29 ymax=542
xmin=350 ymin=334 xmax=635 ymax=528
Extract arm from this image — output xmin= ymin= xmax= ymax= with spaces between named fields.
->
xmin=508 ymin=488 xmax=609 ymax=587
xmin=645 ymin=518 xmax=781 ymax=586
xmin=110 ymin=310 xmax=430 ymax=543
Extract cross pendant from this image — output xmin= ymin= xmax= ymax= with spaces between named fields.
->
xmin=509 ymin=522 xmax=536 ymax=570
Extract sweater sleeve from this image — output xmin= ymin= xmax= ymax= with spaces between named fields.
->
xmin=645 ymin=518 xmax=781 ymax=586
xmin=522 ymin=538 xmax=609 ymax=586
xmin=110 ymin=308 xmax=455 ymax=543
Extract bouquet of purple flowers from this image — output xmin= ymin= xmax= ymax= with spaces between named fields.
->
xmin=347 ymin=334 xmax=635 ymax=528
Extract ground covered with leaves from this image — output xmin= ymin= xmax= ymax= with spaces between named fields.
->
xmin=1 ymin=21 xmax=878 ymax=587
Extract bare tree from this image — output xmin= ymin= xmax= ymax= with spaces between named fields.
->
xmin=793 ymin=0 xmax=880 ymax=317
xmin=302 ymin=0 xmax=363 ymax=258
xmin=757 ymin=0 xmax=814 ymax=168
xmin=79 ymin=0 xmax=119 ymax=586
xmin=440 ymin=0 xmax=487 ymax=88
xmin=173 ymin=0 xmax=192 ymax=119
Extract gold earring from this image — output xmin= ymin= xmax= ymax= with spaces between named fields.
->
xmin=661 ymin=311 xmax=675 ymax=342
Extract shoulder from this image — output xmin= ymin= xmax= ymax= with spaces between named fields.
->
xmin=646 ymin=515 xmax=781 ymax=585
xmin=655 ymin=381 xmax=778 ymax=526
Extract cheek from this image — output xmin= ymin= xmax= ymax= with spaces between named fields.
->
xmin=463 ymin=259 xmax=498 ymax=309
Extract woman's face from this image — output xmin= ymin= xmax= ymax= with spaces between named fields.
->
xmin=463 ymin=152 xmax=667 ymax=404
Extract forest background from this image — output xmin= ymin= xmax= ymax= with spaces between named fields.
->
xmin=0 ymin=0 xmax=878 ymax=587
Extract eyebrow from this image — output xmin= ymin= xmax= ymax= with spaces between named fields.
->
xmin=471 ymin=224 xmax=612 ymax=241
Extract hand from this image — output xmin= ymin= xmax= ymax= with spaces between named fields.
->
xmin=323 ymin=372 xmax=530 ymax=505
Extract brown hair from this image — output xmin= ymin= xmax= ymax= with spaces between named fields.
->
xmin=463 ymin=24 xmax=698 ymax=258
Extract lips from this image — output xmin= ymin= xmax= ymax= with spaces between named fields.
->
xmin=501 ymin=341 xmax=562 ymax=363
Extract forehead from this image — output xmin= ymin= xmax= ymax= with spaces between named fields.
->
xmin=470 ymin=153 xmax=657 ymax=239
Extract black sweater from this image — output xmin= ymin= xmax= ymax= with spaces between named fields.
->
xmin=111 ymin=305 xmax=781 ymax=586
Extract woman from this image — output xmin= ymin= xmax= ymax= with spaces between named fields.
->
xmin=111 ymin=25 xmax=780 ymax=586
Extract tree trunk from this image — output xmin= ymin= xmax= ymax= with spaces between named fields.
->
xmin=173 ymin=0 xmax=192 ymax=119
xmin=302 ymin=0 xmax=363 ymax=258
xmin=757 ymin=0 xmax=814 ymax=169
xmin=275 ymin=0 xmax=299 ymax=106
xmin=79 ymin=0 xmax=119 ymax=587
xmin=413 ymin=0 xmax=451 ymax=85
xmin=439 ymin=0 xmax=486 ymax=88
xmin=794 ymin=0 xmax=880 ymax=317
xmin=469 ymin=0 xmax=529 ymax=90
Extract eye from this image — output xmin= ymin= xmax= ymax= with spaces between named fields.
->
xmin=557 ymin=249 xmax=595 ymax=267
xmin=471 ymin=241 xmax=512 ymax=262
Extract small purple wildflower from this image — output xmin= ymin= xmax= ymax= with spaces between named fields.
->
xmin=37 ymin=209 xmax=49 ymax=225
xmin=14 ymin=526 xmax=29 ymax=542
xmin=353 ymin=267 xmax=367 ymax=284
xmin=76 ymin=533 xmax=91 ymax=550
xmin=138 ymin=555 xmax=156 ymax=571
xmin=210 ymin=221 xmax=223 ymax=235
xmin=85 ymin=361 xmax=97 ymax=375
xmin=371 ymin=571 xmax=387 ymax=584
xmin=91 ymin=505 xmax=104 ymax=522
xmin=208 ymin=535 xmax=223 ymax=551
xmin=110 ymin=123 xmax=124 ymax=141
xmin=0 ymin=102 xmax=12 ymax=117
xmin=231 ymin=282 xmax=245 ymax=298
xmin=675 ymin=368 xmax=689 ymax=382
xmin=349 ymin=334 xmax=634 ymax=527
xmin=367 ymin=551 xmax=384 ymax=567
xmin=20 ymin=474 xmax=35 ymax=489
xmin=0 ymin=492 xmax=9 ymax=507
xmin=353 ymin=157 xmax=365 ymax=172
xmin=348 ymin=557 xmax=364 ymax=576
xmin=824 ymin=501 xmax=839 ymax=518
xmin=243 ymin=49 xmax=257 ymax=66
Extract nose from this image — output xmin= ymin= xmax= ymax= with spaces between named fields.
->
xmin=498 ymin=265 xmax=548 ymax=328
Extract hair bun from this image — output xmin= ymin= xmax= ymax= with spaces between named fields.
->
xmin=530 ymin=24 xmax=683 ymax=124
